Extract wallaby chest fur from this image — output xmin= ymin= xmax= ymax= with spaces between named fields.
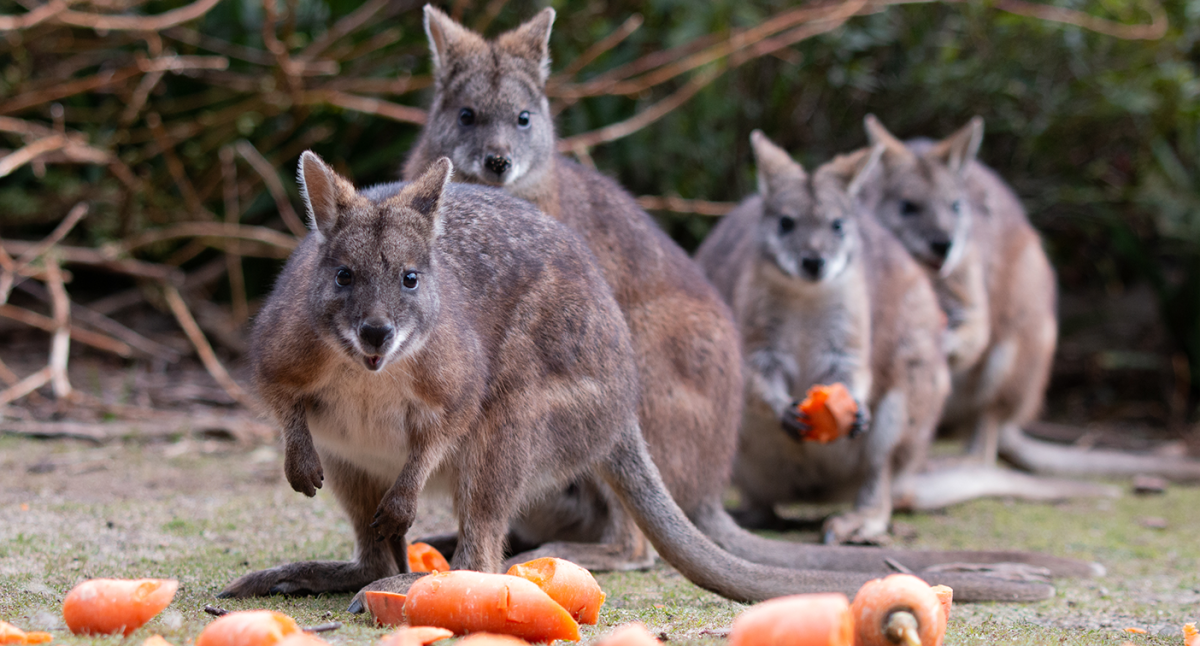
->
xmin=696 ymin=136 xmax=949 ymax=544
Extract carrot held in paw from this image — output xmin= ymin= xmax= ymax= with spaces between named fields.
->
xmin=851 ymin=575 xmax=941 ymax=646
xmin=408 ymin=542 xmax=451 ymax=573
xmin=402 ymin=571 xmax=580 ymax=643
xmin=727 ymin=593 xmax=853 ymax=646
xmin=507 ymin=557 xmax=606 ymax=624
xmin=377 ymin=626 xmax=455 ymax=646
xmin=194 ymin=610 xmax=300 ymax=646
xmin=594 ymin=623 xmax=661 ymax=646
xmin=61 ymin=578 xmax=179 ymax=636
xmin=795 ymin=384 xmax=858 ymax=443
xmin=364 ymin=591 xmax=409 ymax=627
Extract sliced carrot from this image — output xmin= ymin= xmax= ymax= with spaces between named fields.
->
xmin=142 ymin=635 xmax=176 ymax=646
xmin=409 ymin=542 xmax=452 ymax=573
xmin=1124 ymin=627 xmax=1147 ymax=634
xmin=1184 ymin=623 xmax=1198 ymax=646
xmin=851 ymin=574 xmax=941 ymax=646
xmin=796 ymin=383 xmax=858 ymax=443
xmin=728 ymin=593 xmax=853 ymax=646
xmin=20 ymin=634 xmax=51 ymax=646
xmin=61 ymin=578 xmax=179 ymax=636
xmin=456 ymin=634 xmax=531 ymax=646
xmin=276 ymin=633 xmax=332 ymax=646
xmin=929 ymin=585 xmax=952 ymax=646
xmin=364 ymin=591 xmax=409 ymax=627
xmin=377 ymin=626 xmax=455 ymax=646
xmin=402 ymin=570 xmax=580 ymax=643
xmin=194 ymin=610 xmax=300 ymax=646
xmin=507 ymin=557 xmax=606 ymax=624
xmin=594 ymin=623 xmax=662 ymax=646
xmin=0 ymin=620 xmax=50 ymax=645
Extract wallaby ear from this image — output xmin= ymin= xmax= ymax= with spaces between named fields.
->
xmin=750 ymin=130 xmax=806 ymax=198
xmin=846 ymin=143 xmax=885 ymax=199
xmin=423 ymin=4 xmax=483 ymax=76
xmin=396 ymin=157 xmax=454 ymax=235
xmin=864 ymin=114 xmax=914 ymax=163
xmin=497 ymin=7 xmax=555 ymax=84
xmin=298 ymin=151 xmax=355 ymax=237
xmin=930 ymin=116 xmax=984 ymax=176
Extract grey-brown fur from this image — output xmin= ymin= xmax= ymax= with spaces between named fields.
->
xmin=696 ymin=132 xmax=950 ymax=545
xmin=862 ymin=117 xmax=1200 ymax=488
xmin=395 ymin=6 xmax=1098 ymax=598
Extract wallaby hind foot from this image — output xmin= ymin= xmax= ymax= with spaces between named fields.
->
xmin=999 ymin=424 xmax=1200 ymax=482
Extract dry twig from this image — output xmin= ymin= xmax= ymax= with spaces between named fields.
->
xmin=161 ymin=284 xmax=254 ymax=409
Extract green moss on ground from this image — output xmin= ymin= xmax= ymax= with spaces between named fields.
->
xmin=0 ymin=435 xmax=1196 ymax=645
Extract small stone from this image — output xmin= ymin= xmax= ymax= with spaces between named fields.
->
xmin=1132 ymin=475 xmax=1167 ymax=495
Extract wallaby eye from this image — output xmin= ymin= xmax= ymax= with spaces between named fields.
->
xmin=900 ymin=200 xmax=920 ymax=217
xmin=517 ymin=111 xmax=531 ymax=129
xmin=951 ymin=200 xmax=962 ymax=214
xmin=402 ymin=271 xmax=419 ymax=290
xmin=778 ymin=216 xmax=795 ymax=235
xmin=335 ymin=267 xmax=353 ymax=288
xmin=831 ymin=219 xmax=845 ymax=233
xmin=459 ymin=108 xmax=475 ymax=126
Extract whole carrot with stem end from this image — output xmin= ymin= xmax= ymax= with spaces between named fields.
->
xmin=851 ymin=575 xmax=942 ymax=646
xmin=61 ymin=578 xmax=179 ymax=636
xmin=728 ymin=593 xmax=854 ymax=646
xmin=507 ymin=557 xmax=606 ymax=624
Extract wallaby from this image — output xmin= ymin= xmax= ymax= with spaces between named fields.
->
xmin=694 ymin=131 xmax=952 ymax=546
xmin=862 ymin=116 xmax=1200 ymax=490
xmin=218 ymin=153 xmax=1058 ymax=605
xmin=397 ymin=5 xmax=1099 ymax=592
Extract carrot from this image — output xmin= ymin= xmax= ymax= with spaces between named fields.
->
xmin=402 ymin=570 xmax=580 ymax=643
xmin=1184 ymin=623 xmax=1198 ymax=646
xmin=409 ymin=542 xmax=452 ymax=573
xmin=0 ymin=620 xmax=51 ymax=645
xmin=364 ymin=591 xmax=410 ymax=627
xmin=194 ymin=610 xmax=300 ymax=646
xmin=61 ymin=578 xmax=179 ymax=636
xmin=795 ymin=383 xmax=858 ymax=443
xmin=377 ymin=626 xmax=455 ymax=646
xmin=507 ymin=557 xmax=606 ymax=624
xmin=276 ymin=633 xmax=332 ymax=646
xmin=456 ymin=634 xmax=531 ymax=646
xmin=594 ymin=623 xmax=662 ymax=646
xmin=929 ymin=585 xmax=952 ymax=646
xmin=728 ymin=593 xmax=853 ymax=646
xmin=851 ymin=574 xmax=941 ymax=646
xmin=142 ymin=636 xmax=176 ymax=646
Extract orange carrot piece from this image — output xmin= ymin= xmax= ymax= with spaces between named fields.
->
xmin=507 ymin=557 xmax=606 ymax=624
xmin=142 ymin=635 xmax=176 ymax=646
xmin=796 ymin=383 xmax=857 ymax=443
xmin=276 ymin=633 xmax=332 ymax=646
xmin=929 ymin=585 xmax=952 ymax=646
xmin=409 ymin=542 xmax=452 ymax=573
xmin=728 ymin=593 xmax=853 ymax=646
xmin=194 ymin=610 xmax=300 ymax=646
xmin=1184 ymin=623 xmax=1198 ymax=646
xmin=403 ymin=570 xmax=581 ymax=643
xmin=377 ymin=626 xmax=455 ymax=646
xmin=456 ymin=634 xmax=531 ymax=646
xmin=1124 ymin=627 xmax=1147 ymax=634
xmin=21 ymin=634 xmax=51 ymax=646
xmin=364 ymin=591 xmax=410 ymax=627
xmin=594 ymin=623 xmax=662 ymax=646
xmin=851 ymin=575 xmax=941 ymax=646
xmin=0 ymin=621 xmax=32 ymax=645
xmin=61 ymin=578 xmax=179 ymax=636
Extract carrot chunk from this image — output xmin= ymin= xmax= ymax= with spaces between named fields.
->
xmin=409 ymin=542 xmax=452 ymax=573
xmin=728 ymin=593 xmax=853 ymax=646
xmin=142 ymin=635 xmax=176 ymax=646
xmin=456 ymin=634 xmax=531 ymax=646
xmin=402 ymin=571 xmax=580 ymax=643
xmin=929 ymin=585 xmax=952 ymax=646
xmin=1184 ymin=623 xmax=1198 ymax=646
xmin=61 ymin=578 xmax=179 ymax=636
xmin=276 ymin=633 xmax=332 ymax=646
xmin=194 ymin=610 xmax=300 ymax=646
xmin=594 ymin=623 xmax=662 ymax=646
xmin=851 ymin=575 xmax=941 ymax=646
xmin=507 ymin=557 xmax=606 ymax=624
xmin=796 ymin=384 xmax=858 ymax=443
xmin=0 ymin=620 xmax=52 ymax=645
xmin=377 ymin=626 xmax=455 ymax=646
xmin=364 ymin=591 xmax=409 ymax=627
xmin=20 ymin=634 xmax=51 ymax=646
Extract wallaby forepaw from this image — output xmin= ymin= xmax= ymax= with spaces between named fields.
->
xmin=849 ymin=404 xmax=871 ymax=438
xmin=780 ymin=401 xmax=810 ymax=440
xmin=822 ymin=511 xmax=890 ymax=545
xmin=370 ymin=495 xmax=417 ymax=541
xmin=284 ymin=445 xmax=324 ymax=497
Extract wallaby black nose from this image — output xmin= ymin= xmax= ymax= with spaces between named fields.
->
xmin=484 ymin=155 xmax=511 ymax=176
xmin=359 ymin=322 xmax=394 ymax=351
xmin=801 ymin=257 xmax=825 ymax=278
xmin=930 ymin=240 xmax=952 ymax=259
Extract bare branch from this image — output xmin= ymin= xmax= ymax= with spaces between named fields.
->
xmin=55 ymin=0 xmax=222 ymax=32
xmin=0 ymin=304 xmax=135 ymax=357
xmin=558 ymin=14 xmax=644 ymax=79
xmin=304 ymin=90 xmax=427 ymax=125
xmin=161 ymin=284 xmax=255 ymax=409
xmin=0 ymin=135 xmax=67 ymax=178
xmin=0 ymin=366 xmax=52 ymax=407
xmin=120 ymin=222 xmax=299 ymax=255
xmin=235 ymin=139 xmax=306 ymax=237
xmin=991 ymin=0 xmax=1168 ymax=40
xmin=45 ymin=257 xmax=73 ymax=398
xmin=0 ymin=0 xmax=66 ymax=31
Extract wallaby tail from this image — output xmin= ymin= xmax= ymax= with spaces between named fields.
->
xmin=689 ymin=498 xmax=1102 ymax=580
xmin=999 ymin=424 xmax=1200 ymax=482
xmin=600 ymin=430 xmax=1055 ymax=603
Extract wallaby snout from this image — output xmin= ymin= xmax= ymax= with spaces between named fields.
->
xmin=929 ymin=239 xmax=952 ymax=260
xmin=800 ymin=256 xmax=825 ymax=279
xmin=485 ymin=154 xmax=512 ymax=177
xmin=359 ymin=320 xmax=394 ymax=361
